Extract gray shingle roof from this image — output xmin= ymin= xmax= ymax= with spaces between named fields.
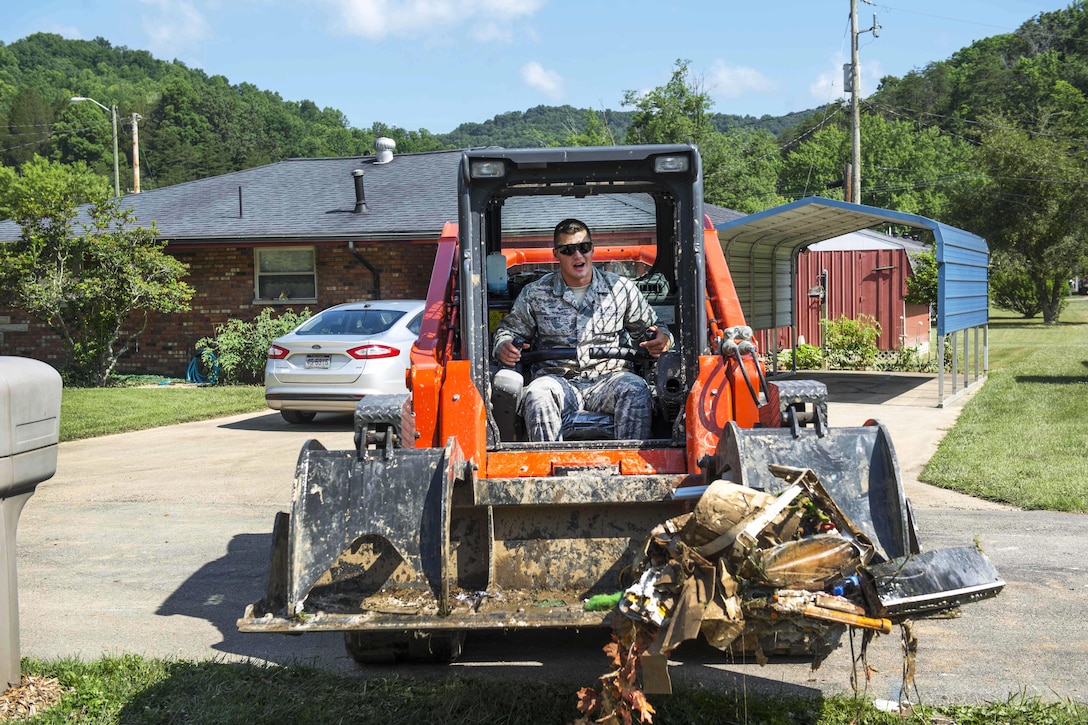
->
xmin=130 ymin=150 xmax=465 ymax=243
xmin=0 ymin=149 xmax=743 ymax=244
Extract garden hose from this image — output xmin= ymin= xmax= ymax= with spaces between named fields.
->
xmin=186 ymin=350 xmax=220 ymax=385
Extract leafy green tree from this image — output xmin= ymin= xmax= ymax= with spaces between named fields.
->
xmin=988 ymin=250 xmax=1045 ymax=318
xmin=778 ymin=113 xmax=850 ymax=202
xmin=623 ymin=59 xmax=781 ymax=211
xmin=905 ymin=248 xmax=938 ymax=307
xmin=0 ymin=157 xmax=192 ymax=384
xmin=955 ymin=115 xmax=1088 ymax=323
xmin=51 ymin=100 xmax=117 ymax=174
xmin=360 ymin=122 xmax=450 ymax=154
xmin=779 ymin=111 xmax=976 ymax=217
xmin=561 ymin=109 xmax=616 ymax=147
xmin=705 ymin=129 xmax=787 ymax=213
xmin=0 ymin=154 xmax=107 ymax=219
xmin=623 ymin=59 xmax=718 ymax=148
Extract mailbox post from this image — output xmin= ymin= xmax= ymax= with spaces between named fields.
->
xmin=0 ymin=357 xmax=61 ymax=691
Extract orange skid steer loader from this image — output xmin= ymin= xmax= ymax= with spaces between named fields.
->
xmin=239 ymin=145 xmax=1001 ymax=668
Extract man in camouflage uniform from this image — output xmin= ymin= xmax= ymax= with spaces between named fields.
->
xmin=493 ymin=218 xmax=673 ymax=441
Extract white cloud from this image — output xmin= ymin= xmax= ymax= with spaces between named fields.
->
xmin=137 ymin=0 xmax=213 ymax=62
xmin=321 ymin=0 xmax=543 ymax=41
xmin=520 ymin=61 xmax=563 ymax=100
xmin=708 ymin=61 xmax=776 ymax=100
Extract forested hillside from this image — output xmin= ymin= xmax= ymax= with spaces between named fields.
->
xmin=0 ymin=33 xmax=806 ymax=193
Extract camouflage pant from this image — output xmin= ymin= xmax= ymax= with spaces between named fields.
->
xmin=519 ymin=370 xmax=652 ymax=442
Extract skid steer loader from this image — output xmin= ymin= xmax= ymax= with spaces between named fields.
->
xmin=239 ymin=144 xmax=1001 ymax=668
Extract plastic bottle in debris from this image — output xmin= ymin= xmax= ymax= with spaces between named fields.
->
xmin=828 ymin=574 xmax=860 ymax=597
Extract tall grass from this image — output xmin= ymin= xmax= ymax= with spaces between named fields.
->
xmin=921 ymin=297 xmax=1088 ymax=511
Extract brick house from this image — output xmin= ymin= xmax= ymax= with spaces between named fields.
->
xmin=0 ymin=142 xmax=741 ymax=377
xmin=0 ymin=145 xmax=461 ymax=375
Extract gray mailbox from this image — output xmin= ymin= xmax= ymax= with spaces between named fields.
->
xmin=0 ymin=357 xmax=61 ymax=691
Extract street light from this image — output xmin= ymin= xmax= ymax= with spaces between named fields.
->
xmin=70 ymin=96 xmax=120 ymax=198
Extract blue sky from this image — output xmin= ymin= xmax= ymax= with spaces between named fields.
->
xmin=2 ymin=0 xmax=1075 ymax=134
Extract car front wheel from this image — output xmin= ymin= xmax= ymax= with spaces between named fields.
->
xmin=280 ymin=410 xmax=316 ymax=424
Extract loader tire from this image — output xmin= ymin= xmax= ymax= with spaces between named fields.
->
xmin=343 ymin=632 xmax=407 ymax=664
xmin=343 ymin=630 xmax=465 ymax=664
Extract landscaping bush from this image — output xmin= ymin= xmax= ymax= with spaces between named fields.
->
xmin=776 ymin=343 xmax=824 ymax=370
xmin=195 ymin=307 xmax=311 ymax=384
xmin=821 ymin=314 xmax=880 ymax=370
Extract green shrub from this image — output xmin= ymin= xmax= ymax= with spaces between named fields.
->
xmin=821 ymin=314 xmax=880 ymax=370
xmin=195 ymin=307 xmax=312 ymax=384
xmin=776 ymin=343 xmax=824 ymax=370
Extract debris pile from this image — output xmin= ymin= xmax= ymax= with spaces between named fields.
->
xmin=625 ymin=466 xmax=890 ymax=694
xmin=575 ymin=464 xmax=1004 ymax=719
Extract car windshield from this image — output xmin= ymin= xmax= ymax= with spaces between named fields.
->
xmin=295 ymin=308 xmax=406 ymax=336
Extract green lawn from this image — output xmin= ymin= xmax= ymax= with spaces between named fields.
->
xmin=59 ymin=384 xmax=265 ymax=442
xmin=921 ymin=296 xmax=1088 ymax=511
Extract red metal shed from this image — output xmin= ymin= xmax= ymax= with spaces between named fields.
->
xmin=797 ymin=232 xmax=931 ymax=352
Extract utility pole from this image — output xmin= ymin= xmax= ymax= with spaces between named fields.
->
xmin=131 ymin=112 xmax=142 ymax=193
xmin=849 ymin=0 xmax=879 ymax=205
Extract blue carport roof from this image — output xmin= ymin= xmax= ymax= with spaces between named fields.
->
xmin=715 ymin=196 xmax=989 ymax=336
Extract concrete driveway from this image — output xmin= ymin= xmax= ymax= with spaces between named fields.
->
xmin=13 ymin=375 xmax=1088 ymax=706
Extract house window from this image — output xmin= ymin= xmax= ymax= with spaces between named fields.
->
xmin=255 ymin=247 xmax=317 ymax=302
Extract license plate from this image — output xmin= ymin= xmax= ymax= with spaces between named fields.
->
xmin=305 ymin=355 xmax=331 ymax=369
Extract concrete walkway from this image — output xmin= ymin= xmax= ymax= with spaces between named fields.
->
xmin=12 ymin=375 xmax=1087 ymax=706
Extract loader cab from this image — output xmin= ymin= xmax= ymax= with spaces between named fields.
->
xmin=456 ymin=145 xmax=708 ymax=450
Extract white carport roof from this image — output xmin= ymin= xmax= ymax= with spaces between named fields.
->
xmin=715 ymin=196 xmax=989 ymax=337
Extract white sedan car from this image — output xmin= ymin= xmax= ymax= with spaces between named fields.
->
xmin=264 ymin=299 xmax=425 ymax=424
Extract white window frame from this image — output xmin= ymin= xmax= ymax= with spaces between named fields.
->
xmin=254 ymin=246 xmax=317 ymax=303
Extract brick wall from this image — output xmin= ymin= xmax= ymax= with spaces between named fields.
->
xmin=0 ymin=240 xmax=438 ymax=377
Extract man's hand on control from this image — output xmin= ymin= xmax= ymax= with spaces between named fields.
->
xmin=639 ymin=326 xmax=670 ymax=358
xmin=498 ymin=340 xmax=529 ymax=366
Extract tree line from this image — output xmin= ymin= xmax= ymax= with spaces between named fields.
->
xmin=0 ymin=33 xmax=795 ymax=192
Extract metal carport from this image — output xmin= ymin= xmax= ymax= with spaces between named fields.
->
xmin=715 ymin=197 xmax=989 ymax=407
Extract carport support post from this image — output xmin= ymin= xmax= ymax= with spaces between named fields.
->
xmin=1 ymin=491 xmax=32 ymax=690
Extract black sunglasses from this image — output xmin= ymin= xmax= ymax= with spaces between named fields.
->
xmin=556 ymin=241 xmax=593 ymax=256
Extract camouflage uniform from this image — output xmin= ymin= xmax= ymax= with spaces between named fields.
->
xmin=493 ymin=268 xmax=671 ymax=441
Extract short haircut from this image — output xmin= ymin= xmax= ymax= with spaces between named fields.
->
xmin=553 ymin=218 xmax=591 ymax=246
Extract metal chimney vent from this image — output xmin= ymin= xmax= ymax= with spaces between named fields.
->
xmin=352 ymin=169 xmax=369 ymax=214
xmin=374 ymin=137 xmax=396 ymax=164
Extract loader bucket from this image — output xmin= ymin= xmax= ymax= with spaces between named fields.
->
xmin=252 ymin=437 xmax=465 ymax=621
xmin=240 ymin=435 xmax=691 ymax=636
xmin=715 ymin=419 xmax=916 ymax=563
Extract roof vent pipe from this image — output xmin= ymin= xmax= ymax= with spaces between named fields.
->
xmin=374 ymin=137 xmax=395 ymax=164
xmin=352 ymin=169 xmax=369 ymax=214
